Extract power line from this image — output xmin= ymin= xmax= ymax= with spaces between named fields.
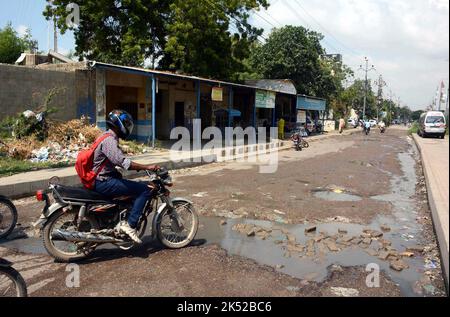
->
xmin=281 ymin=0 xmax=340 ymax=54
xmin=293 ymin=0 xmax=362 ymax=58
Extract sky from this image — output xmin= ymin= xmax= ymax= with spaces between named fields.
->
xmin=1 ymin=0 xmax=449 ymax=111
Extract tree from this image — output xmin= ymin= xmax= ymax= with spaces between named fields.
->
xmin=0 ymin=23 xmax=38 ymax=64
xmin=44 ymin=0 xmax=268 ymax=78
xmin=249 ymin=26 xmax=325 ymax=96
xmin=160 ymin=0 xmax=268 ymax=80
xmin=411 ymin=110 xmax=424 ymax=122
xmin=44 ymin=0 xmax=171 ymax=67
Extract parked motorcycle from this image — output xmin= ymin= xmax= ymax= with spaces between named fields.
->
xmin=0 ymin=258 xmax=28 ymax=297
xmin=0 ymin=196 xmax=18 ymax=240
xmin=34 ymin=168 xmax=199 ymax=263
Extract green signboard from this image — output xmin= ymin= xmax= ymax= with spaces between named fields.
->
xmin=255 ymin=90 xmax=276 ymax=109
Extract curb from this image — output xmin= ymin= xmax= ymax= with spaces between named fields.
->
xmin=412 ymin=133 xmax=449 ymax=290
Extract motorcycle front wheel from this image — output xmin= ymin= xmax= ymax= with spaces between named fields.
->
xmin=0 ymin=266 xmax=27 ymax=297
xmin=156 ymin=201 xmax=199 ymax=249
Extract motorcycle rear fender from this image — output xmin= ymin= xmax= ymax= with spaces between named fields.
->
xmin=33 ymin=202 xmax=68 ymax=229
xmin=151 ymin=197 xmax=193 ymax=238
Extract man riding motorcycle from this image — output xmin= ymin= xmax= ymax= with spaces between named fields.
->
xmin=378 ymin=120 xmax=386 ymax=133
xmin=92 ymin=110 xmax=160 ymax=244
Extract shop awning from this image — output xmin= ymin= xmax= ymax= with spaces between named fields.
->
xmin=297 ymin=95 xmax=326 ymax=111
xmin=215 ymin=109 xmax=242 ymax=117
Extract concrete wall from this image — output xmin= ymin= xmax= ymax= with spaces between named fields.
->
xmin=0 ymin=63 xmax=95 ymax=123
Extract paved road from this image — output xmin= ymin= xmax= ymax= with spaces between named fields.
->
xmin=0 ymin=128 xmax=446 ymax=297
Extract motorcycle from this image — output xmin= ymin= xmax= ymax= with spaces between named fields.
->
xmin=363 ymin=125 xmax=371 ymax=136
xmin=0 ymin=196 xmax=18 ymax=240
xmin=379 ymin=126 xmax=386 ymax=134
xmin=291 ymin=130 xmax=310 ymax=151
xmin=0 ymin=258 xmax=28 ymax=297
xmin=34 ymin=168 xmax=199 ymax=263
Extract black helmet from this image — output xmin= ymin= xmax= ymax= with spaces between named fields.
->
xmin=106 ymin=110 xmax=134 ymax=139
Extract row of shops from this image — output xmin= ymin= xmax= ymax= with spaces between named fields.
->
xmin=91 ymin=62 xmax=327 ymax=144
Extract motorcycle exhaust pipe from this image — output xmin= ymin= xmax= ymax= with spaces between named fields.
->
xmin=52 ymin=229 xmax=123 ymax=244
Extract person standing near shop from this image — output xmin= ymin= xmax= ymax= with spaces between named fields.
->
xmin=278 ymin=117 xmax=285 ymax=140
xmin=339 ymin=118 xmax=346 ymax=134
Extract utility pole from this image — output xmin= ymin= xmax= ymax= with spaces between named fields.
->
xmin=375 ymin=75 xmax=386 ymax=122
xmin=359 ymin=57 xmax=376 ymax=121
xmin=445 ymin=86 xmax=449 ymax=117
xmin=53 ymin=17 xmax=58 ymax=53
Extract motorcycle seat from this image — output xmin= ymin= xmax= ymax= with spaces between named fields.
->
xmin=54 ymin=185 xmax=111 ymax=203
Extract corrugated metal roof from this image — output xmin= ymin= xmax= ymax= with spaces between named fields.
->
xmin=91 ymin=61 xmax=280 ymax=93
xmin=245 ymin=79 xmax=297 ymax=95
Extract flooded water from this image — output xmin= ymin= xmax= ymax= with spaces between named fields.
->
xmin=313 ymin=189 xmax=363 ymax=202
xmin=194 ymin=145 xmax=435 ymax=297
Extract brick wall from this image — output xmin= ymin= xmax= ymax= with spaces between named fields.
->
xmin=0 ymin=63 xmax=95 ymax=123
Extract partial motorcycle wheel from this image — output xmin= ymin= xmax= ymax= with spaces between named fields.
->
xmin=0 ymin=197 xmax=18 ymax=240
xmin=0 ymin=267 xmax=27 ymax=297
xmin=302 ymin=141 xmax=310 ymax=148
xmin=156 ymin=201 xmax=199 ymax=249
xmin=43 ymin=209 xmax=94 ymax=263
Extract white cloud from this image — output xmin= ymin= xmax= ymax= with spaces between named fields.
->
xmin=16 ymin=25 xmax=28 ymax=37
xmin=252 ymin=0 xmax=450 ymax=110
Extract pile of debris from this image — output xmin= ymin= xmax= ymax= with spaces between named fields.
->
xmin=1 ymin=112 xmax=153 ymax=164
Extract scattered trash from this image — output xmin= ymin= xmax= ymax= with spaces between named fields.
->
xmin=330 ymin=287 xmax=360 ymax=297
xmin=380 ymin=225 xmax=391 ymax=232
xmin=192 ymin=192 xmax=208 ymax=198
xmin=286 ymin=286 xmax=300 ymax=292
xmin=424 ymin=261 xmax=438 ymax=270
xmin=275 ymin=265 xmax=285 ymax=270
xmin=220 ymin=220 xmax=227 ymax=226
xmin=273 ymin=210 xmax=286 ymax=215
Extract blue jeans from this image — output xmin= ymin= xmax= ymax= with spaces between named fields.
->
xmin=95 ymin=178 xmax=153 ymax=228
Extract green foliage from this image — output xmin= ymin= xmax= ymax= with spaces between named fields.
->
xmin=411 ymin=110 xmax=424 ymax=122
xmin=44 ymin=0 xmax=267 ymax=79
xmin=7 ymin=88 xmax=62 ymax=141
xmin=249 ymin=26 xmax=325 ymax=95
xmin=408 ymin=122 xmax=419 ymax=135
xmin=0 ymin=22 xmax=38 ymax=64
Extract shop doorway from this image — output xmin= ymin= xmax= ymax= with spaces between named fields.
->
xmin=175 ymin=102 xmax=185 ymax=127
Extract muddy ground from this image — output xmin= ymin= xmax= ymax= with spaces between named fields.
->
xmin=0 ymin=127 xmax=446 ymax=297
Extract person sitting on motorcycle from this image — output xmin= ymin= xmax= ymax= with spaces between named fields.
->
xmin=379 ymin=120 xmax=386 ymax=132
xmin=93 ymin=110 xmax=160 ymax=244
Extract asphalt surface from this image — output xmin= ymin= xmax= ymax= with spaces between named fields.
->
xmin=0 ymin=128 xmax=446 ymax=297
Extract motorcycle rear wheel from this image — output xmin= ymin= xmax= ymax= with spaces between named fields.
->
xmin=0 ymin=266 xmax=27 ymax=297
xmin=43 ymin=209 xmax=94 ymax=263
xmin=156 ymin=201 xmax=198 ymax=249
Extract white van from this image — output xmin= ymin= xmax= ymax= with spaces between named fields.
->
xmin=418 ymin=111 xmax=447 ymax=139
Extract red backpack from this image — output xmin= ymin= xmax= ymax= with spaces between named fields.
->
xmin=75 ymin=133 xmax=112 ymax=189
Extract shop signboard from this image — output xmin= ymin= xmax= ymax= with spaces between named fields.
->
xmin=255 ymin=90 xmax=276 ymax=109
xmin=297 ymin=110 xmax=307 ymax=123
xmin=212 ymin=87 xmax=223 ymax=102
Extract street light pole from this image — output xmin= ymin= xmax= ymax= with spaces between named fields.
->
xmin=359 ymin=57 xmax=376 ymax=121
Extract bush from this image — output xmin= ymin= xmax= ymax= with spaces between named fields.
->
xmin=408 ymin=122 xmax=419 ymax=135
